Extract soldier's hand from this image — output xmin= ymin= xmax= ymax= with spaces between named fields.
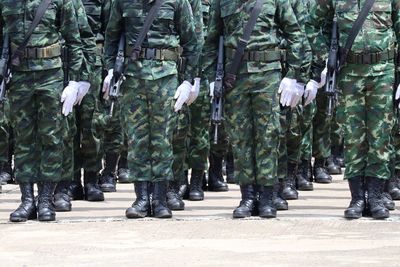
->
xmin=75 ymin=81 xmax=91 ymax=105
xmin=174 ymin=81 xmax=192 ymax=112
xmin=187 ymin=77 xmax=201 ymax=105
xmin=102 ymin=69 xmax=114 ymax=100
xmin=304 ymin=80 xmax=319 ymax=106
xmin=290 ymin=82 xmax=305 ymax=108
xmin=278 ymin=78 xmax=297 ymax=107
xmin=61 ymin=81 xmax=79 ymax=116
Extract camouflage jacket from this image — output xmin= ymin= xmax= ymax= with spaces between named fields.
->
xmin=307 ymin=0 xmax=400 ymax=80
xmin=188 ymin=0 xmax=204 ymax=76
xmin=202 ymin=0 xmax=306 ymax=83
xmin=104 ymin=0 xmax=201 ymax=82
xmin=72 ymin=0 xmax=97 ymax=82
xmin=0 ymin=0 xmax=83 ymax=81
xmin=201 ymin=0 xmax=212 ymax=38
xmin=82 ymin=0 xmax=113 ymax=66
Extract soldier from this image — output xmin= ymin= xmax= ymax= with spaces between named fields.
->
xmin=53 ymin=0 xmax=98 ymax=212
xmin=1 ymin=0 xmax=83 ymax=222
xmin=203 ymin=0 xmax=306 ymax=218
xmin=104 ymin=0 xmax=201 ymax=218
xmin=307 ymin=0 xmax=400 ymax=219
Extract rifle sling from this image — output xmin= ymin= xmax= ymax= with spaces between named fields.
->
xmin=129 ymin=0 xmax=164 ymax=62
xmin=11 ymin=0 xmax=53 ymax=66
xmin=224 ymin=0 xmax=265 ymax=90
xmin=338 ymin=0 xmax=375 ymax=68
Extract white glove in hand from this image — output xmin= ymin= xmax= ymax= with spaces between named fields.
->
xmin=102 ymin=69 xmax=114 ymax=100
xmin=187 ymin=77 xmax=201 ymax=105
xmin=396 ymin=84 xmax=400 ymax=108
xmin=61 ymin=81 xmax=79 ymax=116
xmin=290 ymin=82 xmax=305 ymax=108
xmin=209 ymin=82 xmax=215 ymax=98
xmin=278 ymin=78 xmax=297 ymax=107
xmin=304 ymin=80 xmax=319 ymax=106
xmin=174 ymin=80 xmax=192 ymax=112
xmin=75 ymin=81 xmax=91 ymax=105
xmin=319 ymin=66 xmax=328 ymax=88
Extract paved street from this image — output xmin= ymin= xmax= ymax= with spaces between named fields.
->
xmin=1 ymin=174 xmax=400 ymax=266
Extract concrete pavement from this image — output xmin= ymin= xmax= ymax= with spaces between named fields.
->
xmin=1 ymin=174 xmax=400 ymax=266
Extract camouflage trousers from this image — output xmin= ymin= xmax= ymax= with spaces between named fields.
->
xmin=121 ymin=75 xmax=177 ymax=182
xmin=338 ymin=69 xmax=394 ymax=180
xmin=187 ymin=79 xmax=211 ymax=171
xmin=9 ymin=69 xmax=64 ymax=183
xmin=101 ymin=96 xmax=124 ymax=156
xmin=312 ymin=90 xmax=332 ymax=160
xmin=172 ymin=104 xmax=190 ymax=183
xmin=299 ymin=101 xmax=316 ymax=162
xmin=0 ymin=100 xmax=11 ymax=163
xmin=62 ymin=112 xmax=77 ymax=181
xmin=209 ymin=117 xmax=230 ymax=159
xmin=225 ymin=71 xmax=280 ymax=187
xmin=390 ymin=120 xmax=400 ymax=174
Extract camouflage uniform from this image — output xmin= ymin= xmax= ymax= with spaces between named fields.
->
xmin=0 ymin=0 xmax=83 ymax=184
xmin=203 ymin=0 xmax=305 ymax=187
xmin=104 ymin=0 xmax=200 ymax=183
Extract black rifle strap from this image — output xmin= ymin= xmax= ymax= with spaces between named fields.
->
xmin=130 ymin=0 xmax=164 ymax=61
xmin=11 ymin=0 xmax=53 ymax=65
xmin=338 ymin=0 xmax=375 ymax=67
xmin=224 ymin=0 xmax=264 ymax=89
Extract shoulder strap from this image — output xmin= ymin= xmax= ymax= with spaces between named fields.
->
xmin=130 ymin=0 xmax=164 ymax=61
xmin=11 ymin=0 xmax=53 ymax=66
xmin=224 ymin=0 xmax=264 ymax=90
xmin=338 ymin=0 xmax=375 ymax=67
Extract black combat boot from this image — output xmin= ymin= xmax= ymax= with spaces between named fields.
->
xmin=332 ymin=145 xmax=345 ymax=168
xmin=296 ymin=160 xmax=314 ymax=191
xmin=37 ymin=182 xmax=56 ymax=221
xmin=178 ymin=171 xmax=189 ymax=199
xmin=366 ymin=177 xmax=389 ymax=219
xmin=281 ymin=163 xmax=298 ymax=200
xmin=208 ymin=153 xmax=228 ymax=191
xmin=326 ymin=156 xmax=342 ymax=175
xmin=84 ymin=171 xmax=104 ymax=201
xmin=258 ymin=186 xmax=277 ymax=218
xmin=382 ymin=191 xmax=395 ymax=211
xmin=152 ymin=181 xmax=172 ymax=218
xmin=233 ymin=185 xmax=256 ymax=218
xmin=166 ymin=181 xmax=185 ymax=210
xmin=67 ymin=171 xmax=84 ymax=200
xmin=225 ymin=151 xmax=235 ymax=184
xmin=344 ymin=177 xmax=365 ymax=219
xmin=0 ymin=162 xmax=11 ymax=185
xmin=386 ymin=176 xmax=400 ymax=200
xmin=313 ymin=158 xmax=332 ymax=184
xmin=272 ymin=180 xmax=288 ymax=210
xmin=10 ymin=183 xmax=37 ymax=222
xmin=53 ymin=181 xmax=72 ymax=212
xmin=99 ymin=152 xmax=119 ymax=192
xmin=126 ymin=181 xmax=150 ymax=218
xmin=189 ymin=170 xmax=205 ymax=201
xmin=117 ymin=151 xmax=130 ymax=183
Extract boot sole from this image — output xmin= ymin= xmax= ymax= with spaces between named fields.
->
xmin=54 ymin=205 xmax=72 ymax=212
xmin=85 ymin=196 xmax=105 ymax=202
xmin=38 ymin=215 xmax=56 ymax=222
xmin=126 ymin=213 xmax=147 ymax=219
xmin=100 ymin=186 xmax=116 ymax=193
xmin=297 ymin=187 xmax=314 ymax=191
xmin=10 ymin=214 xmax=37 ymax=222
xmin=259 ymin=214 xmax=277 ymax=219
xmin=314 ymin=179 xmax=332 ymax=184
xmin=275 ymin=204 xmax=289 ymax=211
xmin=233 ymin=213 xmax=251 ymax=219
xmin=344 ymin=212 xmax=362 ymax=219
xmin=154 ymin=213 xmax=173 ymax=219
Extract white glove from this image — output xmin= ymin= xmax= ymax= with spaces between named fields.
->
xmin=61 ymin=81 xmax=79 ymax=116
xmin=102 ymin=69 xmax=114 ymax=100
xmin=174 ymin=80 xmax=192 ymax=112
xmin=304 ymin=80 xmax=319 ymax=106
xmin=278 ymin=78 xmax=297 ymax=107
xmin=187 ymin=77 xmax=201 ymax=105
xmin=395 ymin=84 xmax=400 ymax=108
xmin=319 ymin=66 xmax=328 ymax=88
xmin=209 ymin=82 xmax=215 ymax=98
xmin=290 ymin=82 xmax=305 ymax=108
xmin=75 ymin=81 xmax=91 ymax=105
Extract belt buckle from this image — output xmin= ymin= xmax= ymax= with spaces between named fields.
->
xmin=146 ymin=48 xmax=156 ymax=60
xmin=362 ymin=53 xmax=371 ymax=64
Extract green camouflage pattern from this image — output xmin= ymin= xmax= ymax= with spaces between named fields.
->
xmin=0 ymin=100 xmax=10 ymax=163
xmin=9 ymin=69 xmax=65 ymax=183
xmin=62 ymin=112 xmax=77 ymax=181
xmin=299 ymin=101 xmax=316 ymax=161
xmin=308 ymin=0 xmax=400 ymax=179
xmin=0 ymin=0 xmax=83 ymax=80
xmin=172 ymin=105 xmax=190 ymax=183
xmin=312 ymin=91 xmax=332 ymax=160
xmin=104 ymin=0 xmax=201 ymax=82
xmin=121 ymin=76 xmax=178 ymax=182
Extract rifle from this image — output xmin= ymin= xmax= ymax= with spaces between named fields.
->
xmin=108 ymin=34 xmax=125 ymax=117
xmin=210 ymin=36 xmax=224 ymax=145
xmin=0 ymin=33 xmax=11 ymax=104
xmin=61 ymin=45 xmax=69 ymax=87
xmin=325 ymin=15 xmax=339 ymax=117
